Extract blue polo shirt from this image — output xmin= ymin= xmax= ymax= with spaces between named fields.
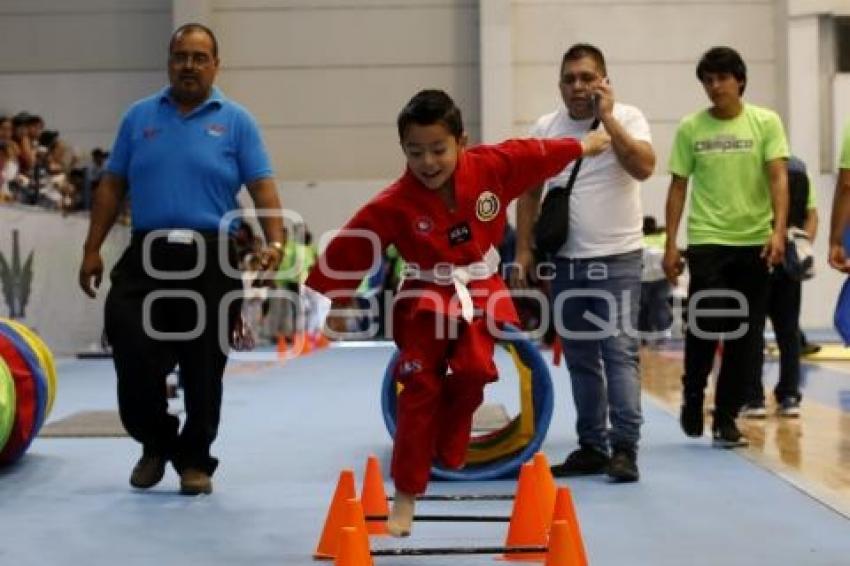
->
xmin=106 ymin=86 xmax=274 ymax=231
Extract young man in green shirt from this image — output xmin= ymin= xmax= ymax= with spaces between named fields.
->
xmin=663 ymin=46 xmax=789 ymax=447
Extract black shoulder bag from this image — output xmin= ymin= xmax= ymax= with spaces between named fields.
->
xmin=533 ymin=118 xmax=600 ymax=257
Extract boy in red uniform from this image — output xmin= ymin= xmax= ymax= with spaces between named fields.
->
xmin=306 ymin=90 xmax=608 ymax=536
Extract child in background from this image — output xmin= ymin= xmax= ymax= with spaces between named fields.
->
xmin=305 ymin=89 xmax=609 ymax=536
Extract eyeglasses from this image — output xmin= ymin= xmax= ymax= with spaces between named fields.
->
xmin=169 ymin=52 xmax=213 ymax=68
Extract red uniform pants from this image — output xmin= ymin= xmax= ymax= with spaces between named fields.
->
xmin=391 ymin=314 xmax=497 ymax=494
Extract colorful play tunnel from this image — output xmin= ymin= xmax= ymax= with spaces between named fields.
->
xmin=0 ymin=318 xmax=57 ymax=465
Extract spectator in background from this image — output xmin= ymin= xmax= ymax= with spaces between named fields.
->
xmin=663 ymin=46 xmax=788 ymax=448
xmin=741 ymin=156 xmax=817 ymax=419
xmin=32 ymin=129 xmax=76 ymax=211
xmin=269 ymin=226 xmax=302 ymax=343
xmin=90 ymin=148 xmax=109 ymax=188
xmin=42 ymin=130 xmax=77 ymax=174
xmin=79 ymin=148 xmax=110 ymax=210
xmin=11 ymin=112 xmax=35 ymax=174
xmin=0 ymin=116 xmax=21 ymax=166
xmin=26 ymin=114 xmax=45 ymax=144
xmin=0 ymin=118 xmax=26 ymax=202
xmin=830 ymin=120 xmax=850 ymax=274
xmin=299 ymin=228 xmax=328 ymax=341
xmin=514 ymin=43 xmax=654 ymax=482
xmin=0 ymin=141 xmax=16 ymax=202
xmin=639 ymin=215 xmax=672 ymax=346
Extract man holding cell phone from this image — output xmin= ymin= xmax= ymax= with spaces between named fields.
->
xmin=513 ymin=43 xmax=656 ymax=482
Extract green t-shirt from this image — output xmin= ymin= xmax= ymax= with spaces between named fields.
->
xmin=643 ymin=232 xmax=666 ymax=251
xmin=275 ymin=241 xmax=301 ymax=286
xmin=840 ymin=121 xmax=850 ymax=170
xmin=668 ymin=104 xmax=789 ymax=246
xmin=298 ymin=244 xmax=318 ymax=284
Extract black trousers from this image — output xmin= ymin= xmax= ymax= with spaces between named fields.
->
xmin=746 ymin=267 xmax=802 ymax=404
xmin=683 ymin=245 xmax=769 ymax=425
xmin=105 ymin=232 xmax=241 ymax=475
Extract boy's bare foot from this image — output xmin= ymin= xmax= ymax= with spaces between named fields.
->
xmin=386 ymin=490 xmax=415 ymax=537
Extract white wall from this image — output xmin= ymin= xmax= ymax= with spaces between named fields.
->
xmin=0 ymin=0 xmax=171 ymax=155
xmin=205 ymin=0 xmax=482 ymax=242
xmin=786 ymin=7 xmax=850 ymax=328
xmin=211 ymin=0 xmax=479 ymax=181
xmin=0 ymin=207 xmax=129 ymax=354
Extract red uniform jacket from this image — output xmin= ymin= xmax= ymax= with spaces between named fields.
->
xmin=305 ymin=138 xmax=583 ymax=342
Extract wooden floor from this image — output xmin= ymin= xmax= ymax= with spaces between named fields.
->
xmin=641 ymin=347 xmax=850 ymax=516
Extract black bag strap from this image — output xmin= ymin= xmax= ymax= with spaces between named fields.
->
xmin=556 ymin=118 xmax=600 ymax=196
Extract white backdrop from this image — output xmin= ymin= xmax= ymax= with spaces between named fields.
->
xmin=0 ymin=206 xmax=129 ymax=354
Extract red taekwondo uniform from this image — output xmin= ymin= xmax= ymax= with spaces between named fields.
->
xmin=306 ymin=138 xmax=583 ymax=494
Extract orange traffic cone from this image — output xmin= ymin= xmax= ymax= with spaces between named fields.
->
xmin=533 ymin=452 xmax=558 ymax=528
xmin=276 ymin=334 xmax=288 ymax=361
xmin=502 ymin=462 xmax=548 ymax=561
xmin=335 ymin=526 xmax=373 ymax=566
xmin=361 ymin=455 xmax=389 ymax=535
xmin=553 ymin=487 xmax=588 ymax=566
xmin=291 ymin=332 xmax=304 ymax=356
xmin=544 ymin=520 xmax=581 ymax=566
xmin=340 ymin=498 xmax=372 ymax=564
xmin=292 ymin=331 xmax=312 ymax=356
xmin=314 ymin=469 xmax=357 ymax=559
xmin=302 ymin=331 xmax=314 ymax=354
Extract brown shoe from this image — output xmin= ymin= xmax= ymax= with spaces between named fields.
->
xmin=180 ymin=468 xmax=213 ymax=495
xmin=129 ymin=454 xmax=166 ymax=489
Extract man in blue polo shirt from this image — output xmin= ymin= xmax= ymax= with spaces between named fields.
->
xmin=78 ymin=23 xmax=284 ymax=495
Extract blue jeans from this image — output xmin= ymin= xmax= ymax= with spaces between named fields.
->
xmin=551 ymin=250 xmax=643 ymax=452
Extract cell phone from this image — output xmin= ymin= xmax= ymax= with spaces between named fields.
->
xmin=591 ymin=77 xmax=609 ymax=117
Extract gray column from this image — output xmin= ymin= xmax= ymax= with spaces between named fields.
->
xmin=479 ymin=0 xmax=513 ymax=143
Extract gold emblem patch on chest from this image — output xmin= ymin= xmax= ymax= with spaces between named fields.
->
xmin=476 ymin=191 xmax=500 ymax=221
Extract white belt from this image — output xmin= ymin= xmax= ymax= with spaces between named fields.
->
xmin=404 ymin=246 xmax=501 ymax=322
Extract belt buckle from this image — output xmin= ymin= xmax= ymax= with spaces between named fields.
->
xmin=166 ymin=229 xmax=195 ymax=245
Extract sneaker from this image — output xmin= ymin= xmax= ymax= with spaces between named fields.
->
xmin=777 ymin=398 xmax=801 ymax=418
xmin=129 ymin=454 xmax=166 ymax=489
xmin=800 ymin=342 xmax=821 ymax=356
xmin=739 ymin=402 xmax=767 ymax=419
xmin=550 ymin=446 xmax=610 ymax=477
xmin=180 ymin=468 xmax=213 ymax=495
xmin=680 ymin=399 xmax=704 ymax=437
xmin=712 ymin=421 xmax=749 ymax=449
xmin=607 ymin=447 xmax=639 ymax=483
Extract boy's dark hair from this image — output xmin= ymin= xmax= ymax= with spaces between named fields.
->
xmin=561 ymin=43 xmax=607 ymax=77
xmin=696 ymin=46 xmax=747 ymax=94
xmin=170 ymin=22 xmax=218 ymax=58
xmin=397 ymin=89 xmax=464 ymax=140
